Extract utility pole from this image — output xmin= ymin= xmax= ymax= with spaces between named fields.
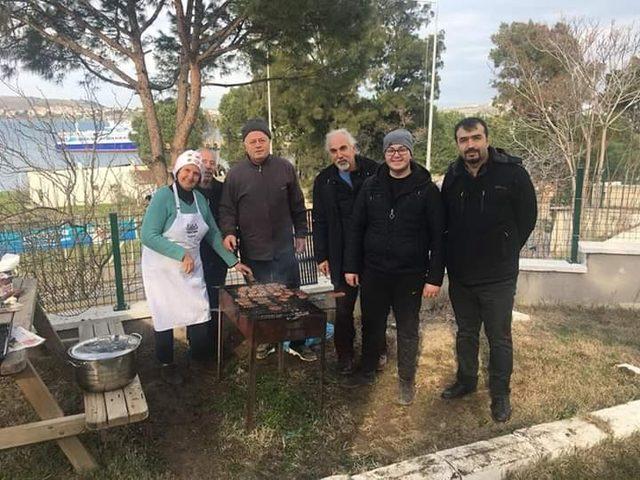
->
xmin=425 ymin=0 xmax=439 ymax=171
xmin=266 ymin=48 xmax=273 ymax=155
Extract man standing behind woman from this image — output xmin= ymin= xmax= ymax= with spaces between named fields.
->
xmin=343 ymin=129 xmax=445 ymax=405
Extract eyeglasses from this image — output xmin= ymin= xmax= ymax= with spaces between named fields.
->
xmin=385 ymin=146 xmax=410 ymax=156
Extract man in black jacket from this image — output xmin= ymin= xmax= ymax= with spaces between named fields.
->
xmin=440 ymin=117 xmax=537 ymax=423
xmin=343 ymin=129 xmax=445 ymax=405
xmin=196 ymin=148 xmax=227 ymax=359
xmin=312 ymin=128 xmax=378 ymax=375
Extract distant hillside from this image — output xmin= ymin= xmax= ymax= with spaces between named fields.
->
xmin=0 ymin=95 xmax=99 ymax=110
xmin=441 ymin=103 xmax=498 ymax=116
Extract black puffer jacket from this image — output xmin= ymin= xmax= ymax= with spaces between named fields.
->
xmin=442 ymin=146 xmax=537 ymax=285
xmin=343 ymin=161 xmax=445 ymax=285
xmin=312 ymin=155 xmax=378 ymax=286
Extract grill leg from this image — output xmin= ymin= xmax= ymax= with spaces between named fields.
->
xmin=216 ymin=308 xmax=223 ymax=381
xmin=277 ymin=341 xmax=285 ymax=376
xmin=320 ymin=316 xmax=326 ymax=410
xmin=246 ymin=336 xmax=257 ymax=431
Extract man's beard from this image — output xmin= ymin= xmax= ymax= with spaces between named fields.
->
xmin=464 ymin=149 xmax=482 ymax=165
xmin=336 ymin=160 xmax=350 ymax=172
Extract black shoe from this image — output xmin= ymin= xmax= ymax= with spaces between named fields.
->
xmin=491 ymin=395 xmax=512 ymax=422
xmin=397 ymin=379 xmax=415 ymax=406
xmin=441 ymin=381 xmax=477 ymax=400
xmin=159 ymin=363 xmax=184 ymax=386
xmin=341 ymin=371 xmax=375 ymax=389
xmin=376 ymin=353 xmax=388 ymax=372
xmin=336 ymin=358 xmax=355 ymax=376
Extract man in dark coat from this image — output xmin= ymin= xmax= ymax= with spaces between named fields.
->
xmin=440 ymin=117 xmax=537 ymax=423
xmin=343 ymin=129 xmax=445 ymax=405
xmin=196 ymin=148 xmax=227 ymax=359
xmin=312 ymin=128 xmax=378 ymax=375
xmin=219 ymin=118 xmax=315 ymax=361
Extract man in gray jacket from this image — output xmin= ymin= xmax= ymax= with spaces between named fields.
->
xmin=219 ymin=118 xmax=315 ymax=361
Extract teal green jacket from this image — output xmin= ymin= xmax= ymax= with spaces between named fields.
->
xmin=141 ymin=186 xmax=238 ymax=267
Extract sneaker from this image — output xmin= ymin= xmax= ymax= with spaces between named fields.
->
xmin=287 ymin=345 xmax=318 ymax=362
xmin=397 ymin=379 xmax=415 ymax=406
xmin=491 ymin=395 xmax=512 ymax=423
xmin=376 ymin=353 xmax=388 ymax=372
xmin=341 ymin=371 xmax=376 ymax=389
xmin=159 ymin=363 xmax=183 ymax=386
xmin=256 ymin=343 xmax=276 ymax=360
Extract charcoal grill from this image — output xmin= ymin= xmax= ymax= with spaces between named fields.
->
xmin=217 ymin=284 xmax=327 ymax=430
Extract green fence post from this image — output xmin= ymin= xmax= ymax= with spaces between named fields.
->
xmin=570 ymin=166 xmax=585 ymax=263
xmin=109 ymin=212 xmax=129 ymax=311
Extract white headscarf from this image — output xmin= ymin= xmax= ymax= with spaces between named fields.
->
xmin=172 ymin=150 xmax=203 ymax=178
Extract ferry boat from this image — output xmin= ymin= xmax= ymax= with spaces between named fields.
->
xmin=55 ymin=123 xmax=137 ymax=152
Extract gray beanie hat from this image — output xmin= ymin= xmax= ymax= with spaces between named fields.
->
xmin=241 ymin=118 xmax=272 ymax=141
xmin=383 ymin=128 xmax=413 ymax=155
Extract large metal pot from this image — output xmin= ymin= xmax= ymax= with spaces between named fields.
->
xmin=68 ymin=333 xmax=142 ymax=392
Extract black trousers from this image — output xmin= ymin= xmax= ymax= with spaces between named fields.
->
xmin=333 ymin=282 xmax=386 ymax=362
xmin=244 ymin=252 xmax=304 ymax=348
xmin=448 ymin=277 xmax=517 ymax=397
xmin=155 ymin=321 xmax=213 ymax=364
xmin=203 ymin=255 xmax=228 ymax=354
xmin=333 ymin=282 xmax=359 ymax=362
xmin=360 ymin=270 xmax=424 ymax=380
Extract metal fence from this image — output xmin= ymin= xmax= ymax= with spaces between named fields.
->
xmin=0 ymin=210 xmax=317 ymax=315
xmin=1 ymin=177 xmax=640 ymax=315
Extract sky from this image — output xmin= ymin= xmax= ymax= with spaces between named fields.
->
xmin=1 ymin=0 xmax=639 ymax=110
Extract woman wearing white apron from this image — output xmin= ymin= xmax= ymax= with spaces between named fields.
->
xmin=141 ymin=150 xmax=252 ymax=385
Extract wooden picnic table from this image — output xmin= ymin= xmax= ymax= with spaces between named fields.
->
xmin=0 ymin=278 xmax=148 ymax=473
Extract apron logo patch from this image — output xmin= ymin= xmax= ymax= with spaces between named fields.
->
xmin=186 ymin=222 xmax=199 ymax=239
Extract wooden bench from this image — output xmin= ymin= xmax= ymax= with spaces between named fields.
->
xmin=0 ymin=278 xmax=148 ymax=473
xmin=78 ymin=320 xmax=148 ymax=430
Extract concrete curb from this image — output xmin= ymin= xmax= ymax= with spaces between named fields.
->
xmin=322 ymin=400 xmax=640 ymax=479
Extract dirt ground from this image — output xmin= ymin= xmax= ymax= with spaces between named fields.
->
xmin=2 ymin=304 xmax=640 ymax=479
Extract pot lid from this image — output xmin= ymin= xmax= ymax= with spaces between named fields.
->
xmin=68 ymin=333 xmax=141 ymax=361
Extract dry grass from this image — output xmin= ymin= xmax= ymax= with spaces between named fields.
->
xmin=1 ymin=304 xmax=639 ymax=479
xmin=506 ymin=432 xmax=640 ymax=480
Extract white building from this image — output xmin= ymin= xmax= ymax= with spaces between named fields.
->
xmin=27 ymin=163 xmax=155 ymax=208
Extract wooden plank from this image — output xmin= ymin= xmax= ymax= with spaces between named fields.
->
xmin=78 ymin=322 xmax=96 ymax=341
xmin=104 ymin=389 xmax=130 ymax=427
xmin=84 ymin=392 xmax=109 ymax=430
xmin=13 ymin=360 xmax=97 ymax=472
xmin=93 ymin=321 xmax=109 ymax=337
xmin=0 ymin=414 xmax=87 ymax=450
xmin=33 ymin=300 xmax=66 ymax=360
xmin=122 ymin=376 xmax=149 ymax=423
xmin=11 ymin=278 xmax=37 ymax=330
xmin=109 ymin=320 xmax=125 ymax=335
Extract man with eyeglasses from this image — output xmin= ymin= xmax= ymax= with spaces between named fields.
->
xmin=312 ymin=128 xmax=379 ymax=375
xmin=342 ymin=128 xmax=444 ymax=405
xmin=219 ymin=118 xmax=316 ymax=362
xmin=440 ymin=117 xmax=537 ymax=423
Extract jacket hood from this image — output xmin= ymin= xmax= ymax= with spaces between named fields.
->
xmin=448 ymin=146 xmax=522 ymax=177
